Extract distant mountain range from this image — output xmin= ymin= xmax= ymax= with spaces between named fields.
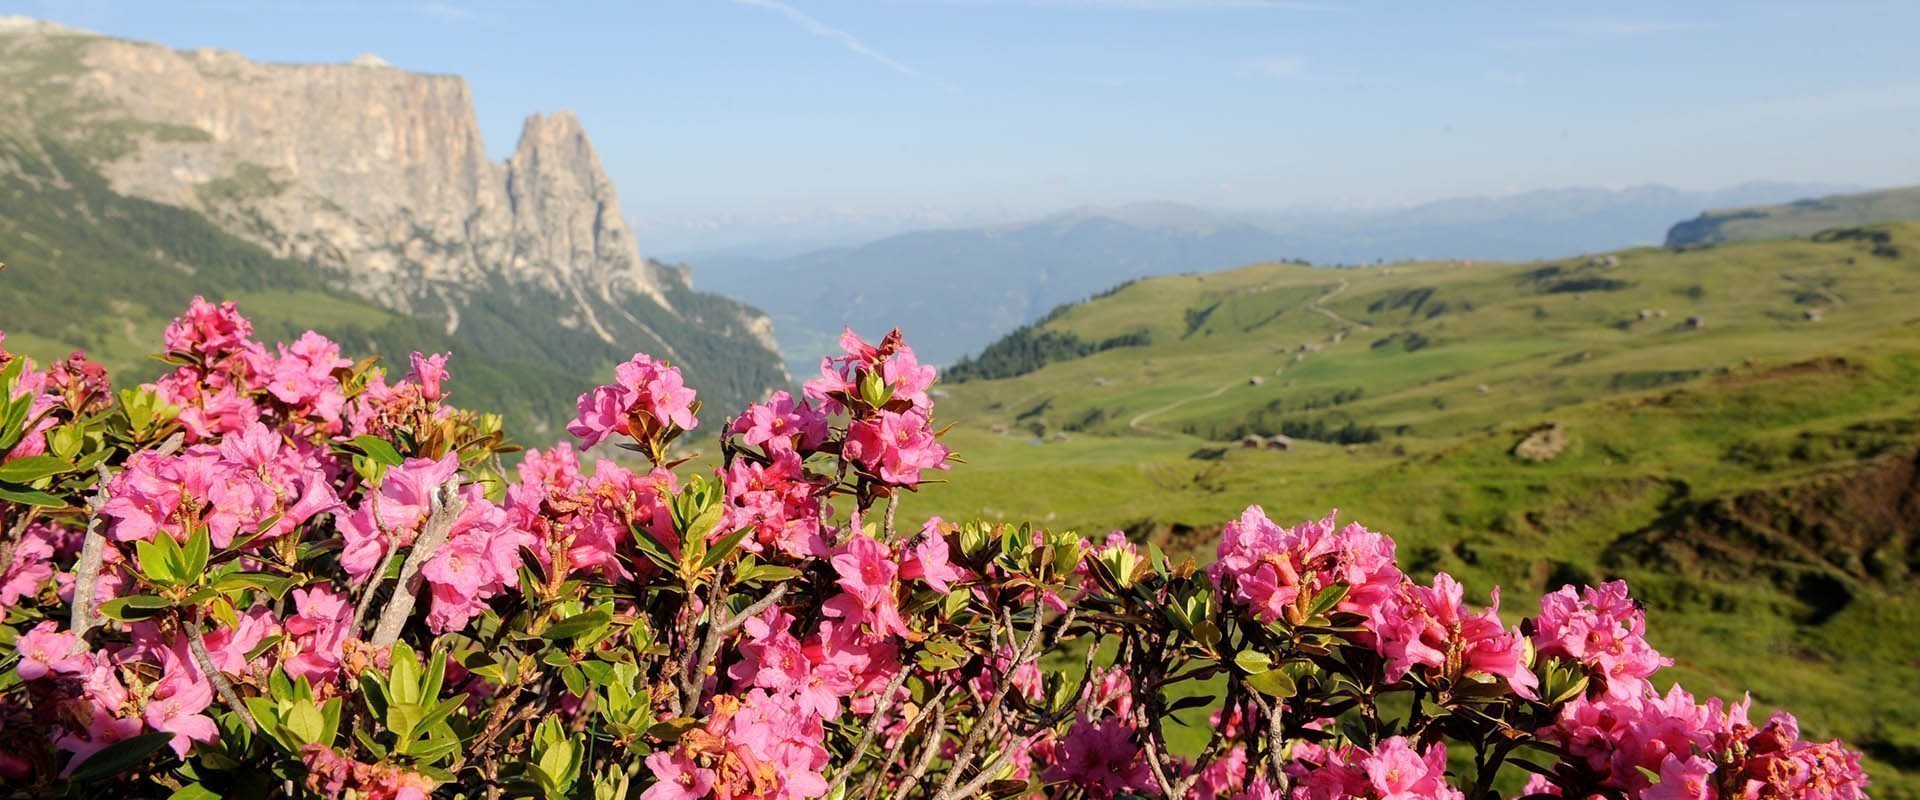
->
xmin=696 ymin=182 xmax=1851 ymax=371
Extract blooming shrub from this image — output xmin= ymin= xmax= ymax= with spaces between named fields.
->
xmin=0 ymin=301 xmax=1869 ymax=798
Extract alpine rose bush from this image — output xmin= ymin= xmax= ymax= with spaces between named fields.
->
xmin=0 ymin=300 xmax=1869 ymax=799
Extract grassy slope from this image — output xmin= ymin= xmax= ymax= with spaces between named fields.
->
xmin=906 ymin=223 xmax=1920 ymax=795
xmin=1666 ymin=184 xmax=1920 ymax=247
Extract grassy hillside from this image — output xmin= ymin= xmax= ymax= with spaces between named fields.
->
xmin=1667 ymin=184 xmax=1920 ymax=247
xmin=906 ymin=223 xmax=1920 ymax=795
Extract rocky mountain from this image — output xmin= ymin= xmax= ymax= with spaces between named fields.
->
xmin=0 ymin=17 xmax=785 ymax=433
xmin=1665 ymin=184 xmax=1920 ymax=248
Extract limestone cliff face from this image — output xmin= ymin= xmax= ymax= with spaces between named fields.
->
xmin=0 ymin=18 xmax=741 ymax=349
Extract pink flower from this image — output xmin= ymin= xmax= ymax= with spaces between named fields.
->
xmin=1373 ymin=573 xmax=1540 ymax=700
xmin=1531 ymin=580 xmax=1669 ymax=700
xmin=805 ymin=327 xmax=936 ymax=413
xmin=1362 ymin=737 xmax=1458 ymax=800
xmin=338 ymin=454 xmax=461 ymax=579
xmin=1207 ymin=507 xmax=1403 ymax=626
xmin=830 ymin=534 xmax=897 ymax=610
xmin=407 ymin=352 xmax=451 ymax=401
xmin=730 ymin=391 xmax=829 ymax=454
xmin=720 ymin=450 xmax=827 ymax=559
xmin=0 ymin=522 xmax=60 ymax=612
xmin=898 ymin=517 xmax=962 ymax=594
xmin=163 ymin=296 xmax=257 ymax=360
xmin=57 ymin=709 xmax=144 ymax=776
xmin=15 ymin=621 xmax=89 ymax=680
xmin=843 ymin=409 xmax=949 ymax=486
xmin=285 ymin=587 xmax=354 ymax=683
xmin=1643 ymin=753 xmax=1716 ymax=800
xmin=568 ymin=353 xmax=698 ymax=449
xmin=1042 ymin=715 xmax=1154 ymax=799
xmin=143 ymin=664 xmax=218 ymax=757
xmin=641 ymin=751 xmax=716 ymax=800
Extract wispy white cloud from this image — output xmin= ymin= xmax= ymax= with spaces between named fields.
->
xmin=890 ymin=0 xmax=1328 ymax=9
xmin=1243 ymin=55 xmax=1307 ymax=78
xmin=417 ymin=2 xmax=475 ymax=21
xmin=1543 ymin=17 xmax=1704 ymax=39
xmin=1495 ymin=16 xmax=1705 ymax=50
xmin=734 ymin=0 xmax=947 ymax=87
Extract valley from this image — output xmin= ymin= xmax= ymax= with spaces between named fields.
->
xmin=913 ymin=220 xmax=1920 ymax=794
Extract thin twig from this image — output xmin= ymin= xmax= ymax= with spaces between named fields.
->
xmin=718 ymin=583 xmax=790 ymax=634
xmin=369 ymin=482 xmax=466 ymax=648
xmin=884 ymin=690 xmax=952 ymax=800
xmin=70 ymin=463 xmax=119 ymax=639
xmin=937 ymin=605 xmax=1071 ymax=800
xmin=823 ymin=666 xmax=915 ymax=798
xmin=186 ymin=612 xmax=258 ymax=732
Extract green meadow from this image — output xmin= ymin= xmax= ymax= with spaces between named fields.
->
xmin=907 ymin=222 xmax=1920 ymax=795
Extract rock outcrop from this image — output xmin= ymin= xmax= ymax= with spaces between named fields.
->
xmin=0 ymin=19 xmax=788 ymax=423
xmin=6 ymin=28 xmax=676 ymax=327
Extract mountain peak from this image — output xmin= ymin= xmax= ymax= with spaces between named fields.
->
xmin=0 ymin=15 xmax=91 ymax=37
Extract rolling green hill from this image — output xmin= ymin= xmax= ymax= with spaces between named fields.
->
xmin=910 ymin=222 xmax=1920 ymax=795
xmin=1666 ymin=184 xmax=1920 ymax=247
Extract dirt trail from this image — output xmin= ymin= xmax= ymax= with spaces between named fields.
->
xmin=1308 ymin=278 xmax=1369 ymax=329
xmin=1129 ymin=381 xmax=1239 ymax=433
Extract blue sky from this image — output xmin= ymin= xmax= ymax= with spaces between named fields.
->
xmin=17 ymin=0 xmax=1920 ymax=237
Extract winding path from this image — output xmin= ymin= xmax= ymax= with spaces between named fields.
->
xmin=1308 ymin=278 xmax=1369 ymax=329
xmin=1128 ymin=381 xmax=1240 ymax=433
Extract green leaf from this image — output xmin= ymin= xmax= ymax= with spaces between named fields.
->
xmin=0 ymin=454 xmax=70 ymax=483
xmin=1245 ymin=667 xmax=1298 ymax=698
xmin=0 ymin=482 xmax=64 ymax=508
xmin=389 ymin=642 xmax=421 ymax=705
xmin=170 ymin=784 xmax=224 ymax=800
xmin=67 ymin=731 xmax=176 ymax=782
xmin=560 ymin=664 xmax=587 ymax=697
xmin=737 ymin=563 xmax=803 ymax=583
xmin=387 ymin=702 xmax=423 ymax=745
xmin=358 ymin=672 xmax=391 ymax=720
xmin=350 ymin=435 xmax=405 ymax=467
xmin=629 ymin=524 xmax=678 ymax=573
xmin=421 ymin=649 xmax=448 ymax=704
xmin=97 ymin=594 xmax=173 ymax=621
xmin=699 ymin=526 xmax=752 ymax=571
xmin=134 ymin=539 xmax=179 ymax=585
xmin=1233 ymin=650 xmax=1274 ymax=674
xmin=284 ymin=699 xmax=325 ymax=744
xmin=545 ymin=609 xmax=613 ymax=642
xmin=181 ymin=526 xmax=212 ymax=581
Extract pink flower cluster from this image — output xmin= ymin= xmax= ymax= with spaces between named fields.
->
xmin=152 ymin=297 xmax=362 ymax=440
xmin=14 ymin=606 xmax=278 ymax=772
xmin=300 ymin=743 xmax=436 ymax=800
xmin=1540 ymin=684 xmax=1868 ymax=799
xmin=101 ymin=422 xmax=339 ymax=548
xmin=1530 ymin=579 xmax=1670 ymax=700
xmin=802 ymin=328 xmax=949 ymax=488
xmin=337 ymin=454 xmax=533 ymax=632
xmin=1209 ymin=507 xmax=1537 ymax=699
xmin=505 ymin=442 xmax=678 ymax=580
xmin=1287 ymin=737 xmax=1464 ymax=800
xmin=1207 ymin=506 xmax=1402 ymax=626
xmin=1373 ymin=573 xmax=1538 ymax=700
xmin=568 ymin=353 xmax=699 ymax=448
xmin=644 ymin=527 xmax=965 ymax=800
